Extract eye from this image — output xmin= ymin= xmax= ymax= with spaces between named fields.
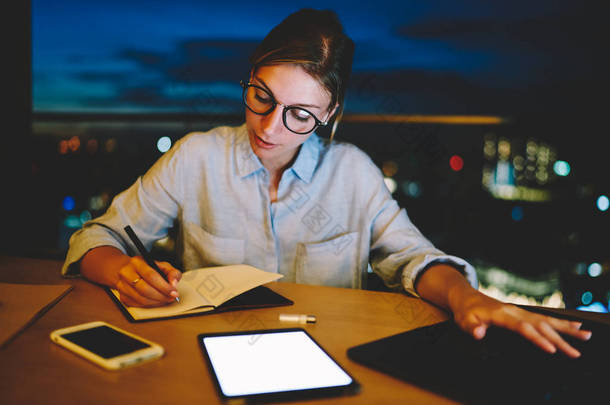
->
xmin=254 ymin=89 xmax=272 ymax=104
xmin=290 ymin=108 xmax=312 ymax=122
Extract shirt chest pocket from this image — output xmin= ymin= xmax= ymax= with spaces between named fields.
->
xmin=182 ymin=221 xmax=245 ymax=270
xmin=294 ymin=231 xmax=359 ymax=288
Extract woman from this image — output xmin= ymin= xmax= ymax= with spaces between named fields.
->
xmin=63 ymin=8 xmax=591 ymax=357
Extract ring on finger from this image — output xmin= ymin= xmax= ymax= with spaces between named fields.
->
xmin=131 ymin=277 xmax=141 ymax=287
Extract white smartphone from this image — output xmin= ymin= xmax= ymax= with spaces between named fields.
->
xmin=50 ymin=321 xmax=164 ymax=370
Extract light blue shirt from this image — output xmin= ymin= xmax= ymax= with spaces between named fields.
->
xmin=62 ymin=124 xmax=477 ymax=295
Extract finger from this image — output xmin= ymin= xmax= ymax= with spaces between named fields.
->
xmin=119 ymin=292 xmax=141 ymax=307
xmin=538 ymin=322 xmax=581 ymax=358
xmin=514 ymin=321 xmax=557 ymax=354
xmin=546 ymin=318 xmax=593 ymax=341
xmin=156 ymin=261 xmax=182 ymax=288
xmin=472 ymin=324 xmax=487 ymax=340
xmin=129 ymin=275 xmax=177 ymax=303
xmin=118 ymin=266 xmax=176 ymax=305
xmin=460 ymin=313 xmax=488 ymax=340
xmin=132 ymin=257 xmax=177 ymax=298
xmin=117 ymin=279 xmax=172 ymax=307
xmin=116 ymin=263 xmax=157 ymax=305
xmin=116 ymin=258 xmax=174 ymax=306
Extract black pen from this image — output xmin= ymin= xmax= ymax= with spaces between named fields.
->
xmin=124 ymin=225 xmax=180 ymax=302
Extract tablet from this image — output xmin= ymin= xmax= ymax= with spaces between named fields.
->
xmin=198 ymin=328 xmax=360 ymax=402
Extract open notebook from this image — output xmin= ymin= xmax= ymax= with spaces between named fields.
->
xmin=107 ymin=264 xmax=292 ymax=322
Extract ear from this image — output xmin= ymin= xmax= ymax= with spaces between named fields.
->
xmin=325 ymin=102 xmax=340 ymax=123
xmin=248 ymin=68 xmax=257 ymax=82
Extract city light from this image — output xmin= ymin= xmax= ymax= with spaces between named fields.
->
xmin=62 ymin=196 xmax=75 ymax=211
xmin=597 ymin=195 xmax=609 ymax=212
xmin=63 ymin=215 xmax=81 ymax=228
xmin=580 ymin=291 xmax=593 ymax=306
xmin=576 ymin=302 xmax=608 ymax=313
xmin=80 ymin=210 xmax=92 ymax=224
xmin=86 ymin=139 xmax=99 ymax=154
xmin=401 ymin=181 xmax=421 ymax=198
xmin=511 ymin=206 xmax=524 ymax=221
xmin=105 ymin=138 xmax=117 ymax=153
xmin=157 ymin=136 xmax=172 ymax=153
xmin=68 ymin=136 xmax=81 ymax=152
xmin=553 ymin=160 xmax=570 ymax=176
xmin=384 ymin=177 xmax=397 ymax=194
xmin=449 ymin=155 xmax=464 ymax=171
xmin=89 ymin=195 xmax=104 ymax=211
xmin=382 ymin=160 xmax=398 ymax=177
xmin=587 ymin=262 xmax=602 ymax=277
xmin=58 ymin=140 xmax=68 ymax=155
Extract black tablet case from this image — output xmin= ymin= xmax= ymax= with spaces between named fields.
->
xmin=347 ymin=318 xmax=609 ymax=404
xmin=105 ymin=285 xmax=293 ymax=322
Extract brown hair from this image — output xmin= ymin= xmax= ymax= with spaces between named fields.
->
xmin=249 ymin=8 xmax=354 ymax=140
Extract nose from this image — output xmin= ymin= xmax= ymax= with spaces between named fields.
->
xmin=260 ymin=105 xmax=284 ymax=136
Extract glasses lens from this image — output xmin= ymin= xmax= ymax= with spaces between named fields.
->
xmin=242 ymin=83 xmax=318 ymax=134
xmin=244 ymin=85 xmax=274 ymax=114
xmin=284 ymin=107 xmax=317 ymax=134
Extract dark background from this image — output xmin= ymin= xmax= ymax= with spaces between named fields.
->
xmin=4 ymin=1 xmax=608 ymax=310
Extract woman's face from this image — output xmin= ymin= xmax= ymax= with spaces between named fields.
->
xmin=245 ymin=64 xmax=336 ymax=172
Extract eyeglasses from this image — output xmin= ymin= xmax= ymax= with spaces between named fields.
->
xmin=240 ymin=80 xmax=329 ymax=135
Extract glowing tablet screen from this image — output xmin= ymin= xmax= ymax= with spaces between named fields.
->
xmin=201 ymin=330 xmax=354 ymax=397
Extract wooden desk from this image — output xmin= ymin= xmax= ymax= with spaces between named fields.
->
xmin=4 ymin=255 xmax=605 ymax=405
xmin=0 ymin=255 xmax=456 ymax=404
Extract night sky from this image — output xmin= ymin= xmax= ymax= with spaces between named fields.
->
xmin=33 ymin=1 xmax=604 ymax=118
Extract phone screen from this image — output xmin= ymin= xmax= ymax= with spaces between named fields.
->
xmin=60 ymin=325 xmax=150 ymax=358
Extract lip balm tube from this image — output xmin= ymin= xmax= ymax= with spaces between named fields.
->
xmin=279 ymin=314 xmax=317 ymax=324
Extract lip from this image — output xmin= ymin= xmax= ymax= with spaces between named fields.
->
xmin=253 ymin=134 xmax=277 ymax=149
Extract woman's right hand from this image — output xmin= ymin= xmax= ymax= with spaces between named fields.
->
xmin=80 ymin=246 xmax=182 ymax=307
xmin=115 ymin=256 xmax=182 ymax=307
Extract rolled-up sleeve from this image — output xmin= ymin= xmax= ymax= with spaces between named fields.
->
xmin=366 ymin=163 xmax=477 ymax=296
xmin=61 ymin=136 xmax=188 ymax=277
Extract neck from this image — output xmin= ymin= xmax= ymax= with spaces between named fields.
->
xmin=260 ymin=145 xmax=302 ymax=179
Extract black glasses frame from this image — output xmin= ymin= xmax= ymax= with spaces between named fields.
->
xmin=240 ymin=80 xmax=329 ymax=135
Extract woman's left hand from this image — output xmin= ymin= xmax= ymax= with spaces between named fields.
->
xmin=451 ymin=288 xmax=592 ymax=358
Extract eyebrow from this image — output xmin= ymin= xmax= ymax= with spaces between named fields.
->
xmin=254 ymin=76 xmax=322 ymax=110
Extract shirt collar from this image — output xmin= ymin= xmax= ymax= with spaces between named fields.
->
xmin=289 ymin=133 xmax=322 ymax=183
xmin=235 ymin=124 xmax=264 ymax=178
xmin=234 ymin=124 xmax=323 ymax=183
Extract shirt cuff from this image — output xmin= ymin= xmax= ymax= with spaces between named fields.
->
xmin=402 ymin=254 xmax=478 ymax=297
xmin=60 ymin=224 xmax=128 ymax=277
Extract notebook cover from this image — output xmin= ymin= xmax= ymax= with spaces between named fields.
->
xmin=105 ymin=285 xmax=293 ymax=323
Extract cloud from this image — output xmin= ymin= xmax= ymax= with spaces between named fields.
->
xmin=346 ymin=68 xmax=595 ymax=116
xmin=395 ymin=14 xmax=595 ymax=53
xmin=117 ymin=39 xmax=257 ymax=82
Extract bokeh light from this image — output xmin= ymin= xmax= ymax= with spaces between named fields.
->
xmin=596 ymin=195 xmax=609 ymax=212
xmin=58 ymin=140 xmax=69 ymax=155
xmin=587 ymin=262 xmax=602 ymax=277
xmin=511 ymin=206 xmax=524 ymax=221
xmin=384 ymin=177 xmax=397 ymax=194
xmin=449 ymin=155 xmax=464 ymax=171
xmin=86 ymin=139 xmax=99 ymax=154
xmin=68 ymin=136 xmax=81 ymax=152
xmin=105 ymin=138 xmax=117 ymax=153
xmin=62 ymin=196 xmax=75 ymax=211
xmin=553 ymin=160 xmax=570 ymax=176
xmin=576 ymin=301 xmax=608 ymax=313
xmin=80 ymin=210 xmax=92 ymax=224
xmin=382 ymin=160 xmax=398 ymax=177
xmin=402 ymin=181 xmax=421 ymax=198
xmin=157 ymin=136 xmax=172 ymax=153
